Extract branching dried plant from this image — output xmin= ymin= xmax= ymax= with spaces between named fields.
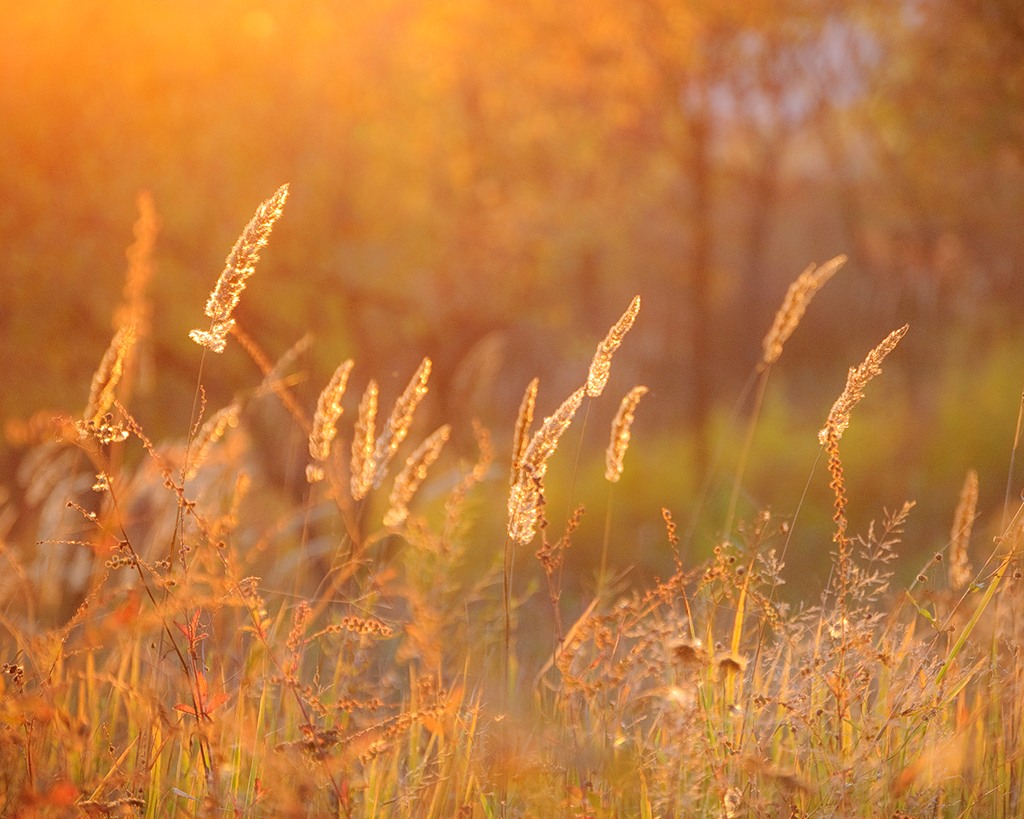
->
xmin=816 ymin=324 xmax=908 ymax=762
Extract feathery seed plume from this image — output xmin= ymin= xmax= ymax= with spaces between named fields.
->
xmin=949 ymin=468 xmax=978 ymax=591
xmin=818 ymin=324 xmax=909 ymax=445
xmin=383 ymin=424 xmax=451 ymax=527
xmin=350 ymin=380 xmax=379 ymax=500
xmin=507 ymin=387 xmax=585 ymax=544
xmin=370 ymin=357 xmax=432 ymax=488
xmin=190 ymin=183 xmax=289 ymax=353
xmin=605 ymin=386 xmax=648 ymax=482
xmin=188 ymin=323 xmax=234 ymax=355
xmin=510 ymin=377 xmax=539 ymax=487
xmin=586 ymin=296 xmax=640 ymax=398
xmin=306 ymin=359 xmax=355 ymax=484
xmin=762 ymin=255 xmax=845 ymax=367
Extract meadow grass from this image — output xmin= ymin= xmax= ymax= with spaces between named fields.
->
xmin=2 ymin=189 xmax=1023 ymax=817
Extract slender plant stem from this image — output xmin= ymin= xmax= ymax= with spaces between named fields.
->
xmin=724 ymin=365 xmax=771 ymax=537
xmin=686 ymin=366 xmax=760 ymax=543
xmin=598 ymin=483 xmax=613 ymax=598
xmin=1003 ymin=390 xmax=1024 ymax=529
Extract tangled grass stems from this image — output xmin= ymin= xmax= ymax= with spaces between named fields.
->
xmin=14 ymin=195 xmax=1024 ymax=816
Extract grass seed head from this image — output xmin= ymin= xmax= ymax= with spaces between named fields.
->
xmin=187 ymin=402 xmax=241 ymax=479
xmin=114 ymin=190 xmax=158 ymax=336
xmin=306 ymin=359 xmax=355 ymax=482
xmin=762 ymin=255 xmax=845 ymax=367
xmin=586 ymin=295 xmax=640 ymax=398
xmin=510 ymin=377 xmax=539 ymax=487
xmin=85 ymin=323 xmax=136 ymax=424
xmin=507 ymin=387 xmax=584 ymax=544
xmin=605 ymin=385 xmax=648 ymax=482
xmin=190 ymin=183 xmax=289 ymax=353
xmin=370 ymin=357 xmax=432 ymax=489
xmin=384 ymin=424 xmax=451 ymax=527
xmin=818 ymin=324 xmax=909 ymax=445
xmin=949 ymin=468 xmax=978 ymax=590
xmin=351 ymin=379 xmax=380 ymax=500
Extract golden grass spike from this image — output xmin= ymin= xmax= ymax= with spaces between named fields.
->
xmin=605 ymin=386 xmax=648 ymax=482
xmin=383 ymin=424 xmax=451 ymax=527
xmin=761 ymin=255 xmax=845 ymax=367
xmin=520 ymin=387 xmax=585 ymax=480
xmin=306 ymin=359 xmax=355 ymax=483
xmin=510 ymin=377 xmax=539 ymax=487
xmin=350 ymin=379 xmax=379 ymax=500
xmin=190 ymin=183 xmax=289 ymax=353
xmin=586 ymin=296 xmax=640 ymax=398
xmin=507 ymin=473 xmax=545 ymax=546
xmin=84 ymin=323 xmax=137 ymax=423
xmin=187 ymin=402 xmax=241 ymax=479
xmin=203 ymin=184 xmax=289 ymax=325
xmin=114 ymin=190 xmax=158 ymax=337
xmin=949 ymin=468 xmax=978 ymax=591
xmin=507 ymin=387 xmax=585 ymax=544
xmin=818 ymin=324 xmax=909 ymax=445
xmin=188 ymin=321 xmax=235 ymax=355
xmin=371 ymin=357 xmax=432 ymax=489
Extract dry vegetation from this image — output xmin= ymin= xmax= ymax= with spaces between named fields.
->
xmin=3 ymin=188 xmax=1024 ymax=818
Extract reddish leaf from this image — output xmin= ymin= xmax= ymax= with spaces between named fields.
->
xmin=204 ymin=692 xmax=229 ymax=716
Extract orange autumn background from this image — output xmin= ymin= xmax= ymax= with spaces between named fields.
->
xmin=3 ymin=1 xmax=1024 ymax=586
xmin=3 ymin=2 xmax=1024 ymax=816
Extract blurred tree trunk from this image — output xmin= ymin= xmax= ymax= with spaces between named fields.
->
xmin=739 ymin=136 xmax=784 ymax=358
xmin=687 ymin=111 xmax=713 ymax=471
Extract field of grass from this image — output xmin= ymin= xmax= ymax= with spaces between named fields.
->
xmin=3 ymin=186 xmax=1023 ymax=817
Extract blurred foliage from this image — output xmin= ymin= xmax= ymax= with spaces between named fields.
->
xmin=3 ymin=0 xmax=1024 ymax=574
